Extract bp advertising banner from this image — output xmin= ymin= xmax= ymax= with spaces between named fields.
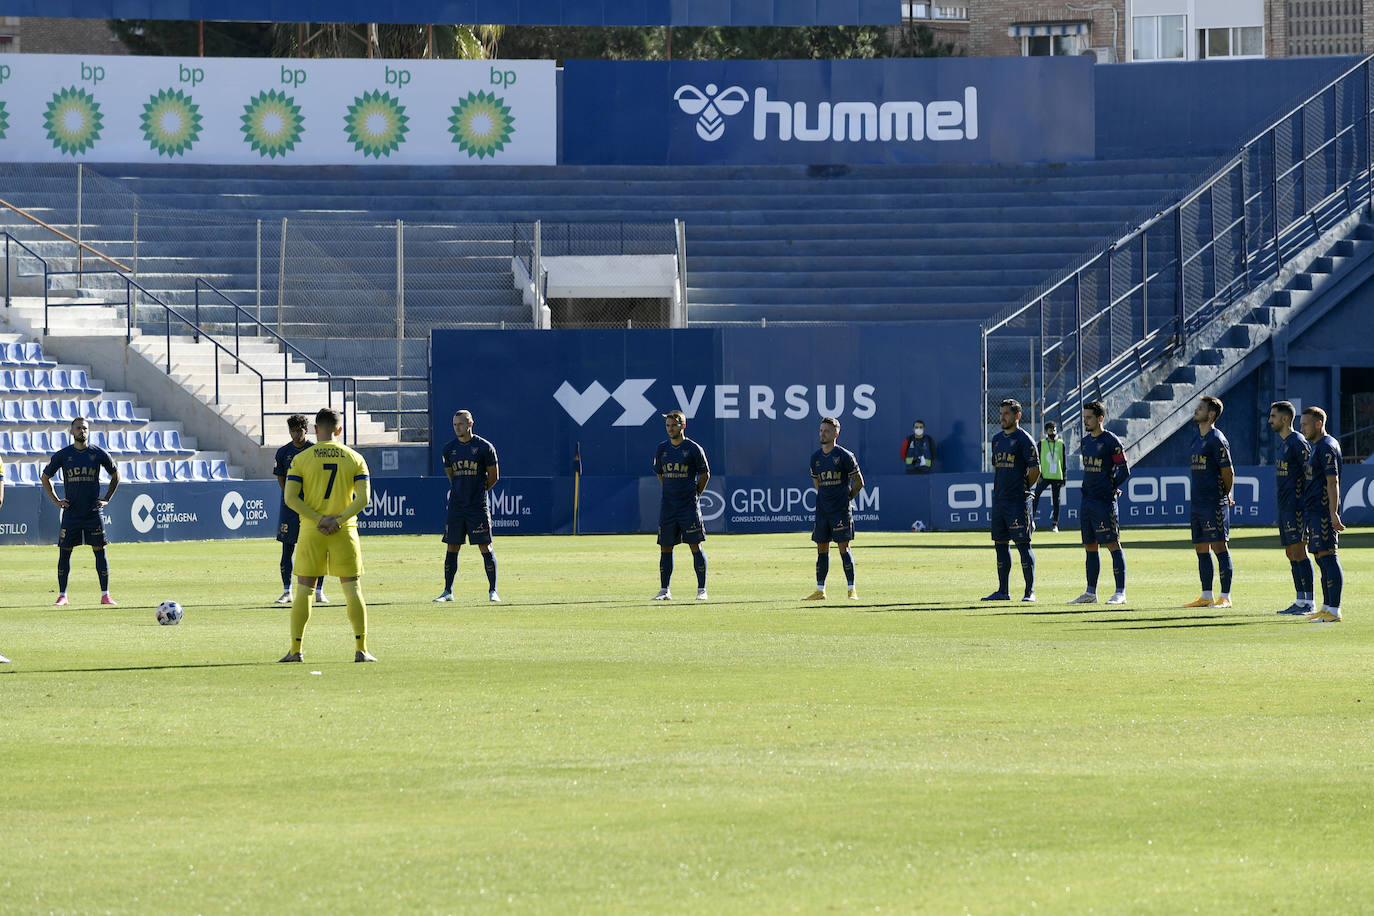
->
xmin=564 ymin=57 xmax=1094 ymax=165
xmin=0 ymin=55 xmax=555 ymax=166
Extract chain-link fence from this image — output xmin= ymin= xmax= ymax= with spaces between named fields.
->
xmin=982 ymin=58 xmax=1374 ymax=468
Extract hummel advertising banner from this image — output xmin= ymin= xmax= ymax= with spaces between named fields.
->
xmin=5 ymin=0 xmax=897 ymax=26
xmin=429 ymin=325 xmax=986 ymax=480
xmin=0 ymin=55 xmax=555 ymax=166
xmin=563 ymin=57 xmax=1095 ymax=165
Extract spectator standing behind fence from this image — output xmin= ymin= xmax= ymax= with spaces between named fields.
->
xmin=1033 ymin=421 xmax=1066 ymax=533
xmin=901 ymin=420 xmax=935 ymax=474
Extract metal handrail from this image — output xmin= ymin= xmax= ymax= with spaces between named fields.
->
xmin=3 ymin=232 xmax=50 ymax=307
xmin=983 ymin=55 xmax=1374 ymax=466
xmin=0 ymin=196 xmax=130 ymax=273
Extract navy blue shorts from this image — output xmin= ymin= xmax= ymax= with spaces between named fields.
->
xmin=59 ymin=514 xmax=107 ymax=550
xmin=990 ymin=498 xmax=1033 ymax=544
xmin=1080 ymin=499 xmax=1120 ymax=545
xmin=277 ymin=505 xmax=300 ymax=544
xmin=812 ymin=507 xmax=855 ymax=544
xmin=1277 ymin=508 xmax=1304 ymax=547
xmin=1190 ymin=506 xmax=1230 ymax=544
xmin=658 ymin=509 xmax=705 ymax=546
xmin=444 ymin=505 xmax=493 ymax=545
xmin=1303 ymin=511 xmax=1339 ymax=554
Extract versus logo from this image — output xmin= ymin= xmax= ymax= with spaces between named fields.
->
xmin=674 ymin=83 xmax=749 ymax=141
xmin=554 ymin=380 xmax=877 ymax=427
xmin=675 ymin=84 xmax=980 ymax=144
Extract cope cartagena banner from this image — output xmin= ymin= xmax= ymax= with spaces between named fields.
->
xmin=429 ymin=324 xmax=985 ymax=481
xmin=0 ymin=55 xmax=554 ymax=166
xmin=563 ymin=57 xmax=1094 ymax=166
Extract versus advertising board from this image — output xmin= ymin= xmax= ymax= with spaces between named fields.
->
xmin=6 ymin=0 xmax=897 ymax=26
xmin=564 ymin=57 xmax=1094 ymax=166
xmin=0 ymin=55 xmax=555 ymax=166
xmin=430 ymin=325 xmax=985 ymax=481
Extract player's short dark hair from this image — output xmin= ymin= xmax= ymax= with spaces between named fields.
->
xmin=821 ymin=416 xmax=840 ymax=432
xmin=1044 ymin=420 xmax=1058 ymax=431
xmin=1199 ymin=395 xmax=1223 ymax=420
xmin=1302 ymin=405 xmax=1327 ymax=424
xmin=315 ymin=408 xmax=341 ymax=431
xmin=999 ymin=398 xmax=1022 ymax=415
xmin=287 ymin=413 xmax=308 ymax=432
xmin=913 ymin=419 xmax=925 ymax=426
xmin=1083 ymin=401 xmax=1106 ymax=419
xmin=662 ymin=409 xmax=686 ymax=423
xmin=1270 ymin=401 xmax=1295 ymax=421
xmin=454 ymin=409 xmax=472 ymax=421
xmin=69 ymin=415 xmax=88 ymax=427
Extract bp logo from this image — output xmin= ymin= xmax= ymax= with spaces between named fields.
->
xmin=241 ymin=89 xmax=305 ymax=159
xmin=344 ymin=89 xmax=409 ymax=159
xmin=673 ymin=83 xmax=748 ymax=142
xmin=0 ymin=101 xmax=8 ymax=140
xmin=44 ymin=87 xmax=103 ymax=155
xmin=141 ymin=88 xmax=202 ymax=157
xmin=448 ymin=90 xmax=514 ymax=159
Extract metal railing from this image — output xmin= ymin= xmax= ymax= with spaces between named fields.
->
xmin=982 ymin=56 xmax=1374 ymax=467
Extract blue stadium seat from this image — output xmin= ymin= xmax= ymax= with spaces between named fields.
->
xmin=88 ymin=430 xmax=107 ymax=450
xmin=116 ymin=400 xmax=137 ymax=423
xmin=93 ymin=400 xmax=118 ymax=423
xmin=152 ymin=460 xmax=175 ymax=483
xmin=0 ymin=401 xmax=20 ymax=424
xmin=0 ymin=370 xmax=14 ymax=392
xmin=22 ymin=344 xmax=55 ymax=367
xmin=59 ymin=399 xmax=80 ymax=422
xmin=162 ymin=430 xmax=194 ymax=455
xmin=103 ymin=430 xmax=127 ymax=454
xmin=19 ymin=462 xmax=43 ymax=485
xmin=172 ymin=459 xmax=199 ymax=481
xmin=29 ymin=431 xmax=52 ymax=455
xmin=53 ymin=431 xmax=72 ymax=450
xmin=47 ymin=368 xmax=69 ymax=391
xmin=38 ymin=400 xmax=62 ymax=423
xmin=0 ymin=430 xmax=11 ymax=453
xmin=209 ymin=459 xmax=230 ymax=480
xmin=0 ymin=343 xmax=20 ymax=366
xmin=8 ymin=430 xmax=32 ymax=454
xmin=17 ymin=401 xmax=41 ymax=423
xmin=11 ymin=369 xmax=34 ymax=392
xmin=67 ymin=369 xmax=98 ymax=394
xmin=132 ymin=460 xmax=156 ymax=483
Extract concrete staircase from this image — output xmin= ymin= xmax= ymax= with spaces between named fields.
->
xmin=1101 ymin=212 xmax=1374 ymax=461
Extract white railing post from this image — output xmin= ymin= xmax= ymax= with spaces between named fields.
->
xmin=532 ymin=220 xmax=545 ymax=329
xmin=277 ymin=217 xmax=287 ymax=334
xmin=675 ymin=218 xmax=688 ymax=328
xmin=396 ymin=219 xmax=405 ymax=424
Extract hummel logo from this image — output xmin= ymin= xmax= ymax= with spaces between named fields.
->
xmin=554 ymin=379 xmax=657 ymax=426
xmin=674 ymin=83 xmax=748 ymax=142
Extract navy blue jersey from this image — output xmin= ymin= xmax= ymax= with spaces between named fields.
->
xmin=1190 ymin=428 xmax=1233 ymax=508
xmin=1276 ymin=430 xmax=1311 ymax=514
xmin=1302 ymin=434 xmax=1342 ymax=515
xmin=990 ymin=428 xmax=1039 ymax=504
xmin=1079 ymin=430 xmax=1129 ymax=502
xmin=273 ymin=439 xmax=314 ymax=479
xmin=43 ymin=444 xmax=116 ymax=518
xmin=811 ymin=445 xmax=860 ymax=516
xmin=654 ymin=437 xmax=709 ymax=516
xmin=443 ymin=435 xmax=499 ymax=510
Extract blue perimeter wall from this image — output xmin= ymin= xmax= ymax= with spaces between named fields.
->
xmin=10 ymin=468 xmax=1374 ymax=544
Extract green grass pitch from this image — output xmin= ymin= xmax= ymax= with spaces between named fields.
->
xmin=2 ymin=528 xmax=1371 ymax=913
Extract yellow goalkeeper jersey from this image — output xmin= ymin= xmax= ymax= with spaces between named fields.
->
xmin=285 ymin=441 xmax=370 ymax=527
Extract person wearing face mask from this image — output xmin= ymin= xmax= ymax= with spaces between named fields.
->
xmin=1033 ymin=421 xmax=1066 ymax=533
xmin=901 ymin=420 xmax=935 ymax=474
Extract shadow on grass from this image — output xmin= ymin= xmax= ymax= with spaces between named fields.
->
xmin=1086 ymin=619 xmax=1271 ymax=631
xmin=17 ymin=662 xmax=266 ymax=674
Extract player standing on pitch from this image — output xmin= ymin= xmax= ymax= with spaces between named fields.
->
xmin=433 ymin=409 xmax=501 ymax=603
xmin=1184 ymin=395 xmax=1235 ymax=608
xmin=803 ymin=417 xmax=864 ymax=601
xmin=652 ymin=409 xmax=710 ymax=601
xmin=983 ymin=398 xmax=1040 ymax=602
xmin=273 ymin=413 xmax=327 ymax=606
xmin=42 ymin=417 xmax=120 ymax=607
xmin=1268 ymin=401 xmax=1315 ymax=615
xmin=1300 ymin=407 xmax=1346 ymax=623
xmin=1067 ymin=401 xmax=1130 ymax=605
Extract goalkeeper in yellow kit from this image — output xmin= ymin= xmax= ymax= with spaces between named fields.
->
xmin=279 ymin=408 xmax=376 ymax=663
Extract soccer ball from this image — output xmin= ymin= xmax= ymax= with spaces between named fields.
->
xmin=156 ymin=601 xmax=183 ymax=626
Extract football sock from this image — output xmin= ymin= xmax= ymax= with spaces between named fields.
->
xmin=1016 ymin=544 xmax=1035 ymax=595
xmin=57 ymin=549 xmax=71 ymax=593
xmin=1085 ymin=551 xmax=1100 ymax=592
xmin=93 ymin=549 xmax=109 ymax=592
xmin=1110 ymin=548 xmax=1126 ymax=592
xmin=1216 ymin=551 xmax=1233 ymax=596
xmin=839 ymin=551 xmax=855 ymax=589
xmin=342 ymin=580 xmax=368 ymax=653
xmin=314 ymin=578 xmax=325 ymax=597
xmin=483 ymin=552 xmax=498 ymax=591
xmin=1292 ymin=558 xmax=1314 ymax=603
xmin=1317 ymin=554 xmax=1344 ymax=609
xmin=280 ymin=541 xmax=294 ymax=590
xmin=692 ymin=550 xmax=707 ymax=589
xmin=816 ymin=553 xmax=830 ymax=589
xmin=660 ymin=553 xmax=673 ymax=589
xmin=290 ymin=588 xmax=313 ymax=652
xmin=1197 ymin=552 xmax=1214 ymax=593
xmin=995 ymin=543 xmax=1012 ymax=594
xmin=443 ymin=552 xmax=457 ymax=591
